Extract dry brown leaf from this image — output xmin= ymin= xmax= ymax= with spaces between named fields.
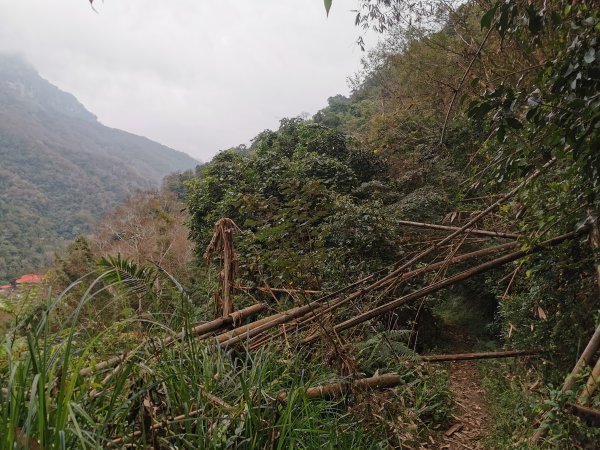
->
xmin=537 ymin=306 xmax=547 ymax=321
xmin=445 ymin=423 xmax=464 ymax=437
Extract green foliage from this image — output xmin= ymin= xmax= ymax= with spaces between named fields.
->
xmin=97 ymin=254 xmax=158 ymax=297
xmin=479 ymin=359 xmax=539 ymax=449
xmin=356 ymin=329 xmax=418 ymax=374
xmin=433 ymin=292 xmax=496 ymax=340
xmin=0 ymin=273 xmax=451 ymax=449
xmin=468 ymin=0 xmax=600 ymax=235
xmin=498 ymin=242 xmax=598 ymax=376
xmin=186 ymin=118 xmax=402 ymax=290
xmin=533 ymin=386 xmax=600 ymax=448
xmin=0 ymin=54 xmax=197 ymax=283
xmin=50 ymin=236 xmax=96 ymax=288
xmin=481 ymin=357 xmax=600 ymax=448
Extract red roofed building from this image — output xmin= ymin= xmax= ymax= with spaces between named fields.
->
xmin=16 ymin=274 xmax=43 ymax=284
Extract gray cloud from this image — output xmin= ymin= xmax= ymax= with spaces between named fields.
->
xmin=0 ymin=0 xmax=370 ymax=161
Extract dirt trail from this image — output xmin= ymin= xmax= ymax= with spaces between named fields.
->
xmin=437 ymin=326 xmax=489 ymax=450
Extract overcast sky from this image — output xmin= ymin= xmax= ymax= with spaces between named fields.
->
xmin=0 ymin=0 xmax=373 ymax=161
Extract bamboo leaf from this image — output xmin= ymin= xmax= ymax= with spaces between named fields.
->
xmin=481 ymin=4 xmax=498 ymax=29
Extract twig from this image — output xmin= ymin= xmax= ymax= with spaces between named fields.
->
xmin=439 ymin=22 xmax=496 ymax=146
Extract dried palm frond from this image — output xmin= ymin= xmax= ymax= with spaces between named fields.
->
xmin=204 ymin=218 xmax=241 ymax=317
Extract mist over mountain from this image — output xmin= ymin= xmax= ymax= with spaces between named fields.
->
xmin=0 ymin=54 xmax=198 ymax=282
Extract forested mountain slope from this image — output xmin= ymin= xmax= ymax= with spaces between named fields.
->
xmin=0 ymin=54 xmax=197 ymax=282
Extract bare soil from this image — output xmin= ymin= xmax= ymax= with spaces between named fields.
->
xmin=436 ymin=327 xmax=490 ymax=450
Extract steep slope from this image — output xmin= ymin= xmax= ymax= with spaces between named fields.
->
xmin=0 ymin=54 xmax=198 ymax=282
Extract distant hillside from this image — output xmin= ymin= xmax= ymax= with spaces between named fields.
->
xmin=0 ymin=54 xmax=198 ymax=282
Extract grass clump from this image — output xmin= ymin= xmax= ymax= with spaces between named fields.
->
xmin=0 ymin=272 xmax=453 ymax=449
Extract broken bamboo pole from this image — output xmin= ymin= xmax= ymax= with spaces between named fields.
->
xmin=219 ymin=302 xmax=324 ymax=348
xmin=531 ymin=323 xmax=600 ymax=443
xmin=558 ymin=325 xmax=600 ymax=397
xmin=568 ymin=402 xmax=600 ymax=422
xmin=253 ymin=241 xmax=520 ymax=348
xmin=278 ymin=350 xmax=545 ymax=402
xmin=277 ymin=373 xmax=402 ymax=402
xmin=578 ymin=214 xmax=600 ymax=405
xmin=421 ymin=349 xmax=544 ymax=362
xmin=549 ymin=217 xmax=600 ymax=392
xmin=249 ymin=161 xmax=552 ymax=350
xmin=235 ymin=286 xmax=322 ymax=295
xmin=312 ymin=241 xmax=520 ymax=319
xmin=577 ymin=356 xmax=600 ymax=405
xmin=397 ymin=220 xmax=519 ymax=239
xmin=220 ymin=263 xmax=398 ymax=350
xmin=79 ymin=303 xmax=267 ymax=378
xmin=204 ymin=218 xmax=240 ymax=317
xmin=108 ymin=394 xmax=232 ymax=448
xmin=302 ymin=230 xmax=579 ymax=345
xmin=215 ymin=312 xmax=285 ymax=343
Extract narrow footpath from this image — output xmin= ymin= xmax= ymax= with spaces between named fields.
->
xmin=437 ymin=326 xmax=489 ymax=450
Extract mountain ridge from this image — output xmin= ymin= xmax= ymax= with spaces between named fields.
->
xmin=0 ymin=53 xmax=198 ymax=282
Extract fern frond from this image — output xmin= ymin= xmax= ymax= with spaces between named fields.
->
xmin=356 ymin=330 xmax=420 ymax=373
xmin=97 ymin=254 xmax=157 ymax=297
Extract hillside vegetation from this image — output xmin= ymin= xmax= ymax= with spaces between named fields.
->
xmin=0 ymin=54 xmax=197 ymax=283
xmin=0 ymin=0 xmax=599 ymax=448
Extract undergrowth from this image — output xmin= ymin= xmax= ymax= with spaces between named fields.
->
xmin=0 ymin=273 xmax=452 ymax=449
xmin=479 ymin=359 xmax=538 ymax=449
xmin=479 ymin=359 xmax=600 ymax=449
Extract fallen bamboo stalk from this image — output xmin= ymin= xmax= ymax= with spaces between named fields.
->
xmin=577 ymin=356 xmax=600 ymax=404
xmin=277 ymin=373 xmax=402 ymax=402
xmin=235 ymin=286 xmax=323 ymax=295
xmin=559 ymin=326 xmax=600 ymax=396
xmin=215 ymin=312 xmax=285 ymax=343
xmin=79 ymin=303 xmax=267 ymax=378
xmin=220 ymin=270 xmax=387 ymax=349
xmin=313 ymin=241 xmax=520 ymax=319
xmin=277 ymin=352 xmax=540 ymax=402
xmin=578 ymin=215 xmax=600 ymax=405
xmin=219 ymin=303 xmax=323 ymax=348
xmin=401 ymin=241 xmax=518 ymax=279
xmin=531 ymin=326 xmax=600 ymax=443
xmin=372 ymin=160 xmax=554 ymax=290
xmin=421 ymin=349 xmax=544 ymax=362
xmin=250 ymin=241 xmax=520 ymax=349
xmin=302 ymin=230 xmax=579 ymax=345
xmin=109 ymin=406 xmax=204 ymax=446
xmin=247 ymin=269 xmax=389 ymax=339
xmin=397 ymin=220 xmax=519 ymax=239
xmin=568 ymin=402 xmax=600 ymax=422
xmin=249 ymin=162 xmax=550 ymax=349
